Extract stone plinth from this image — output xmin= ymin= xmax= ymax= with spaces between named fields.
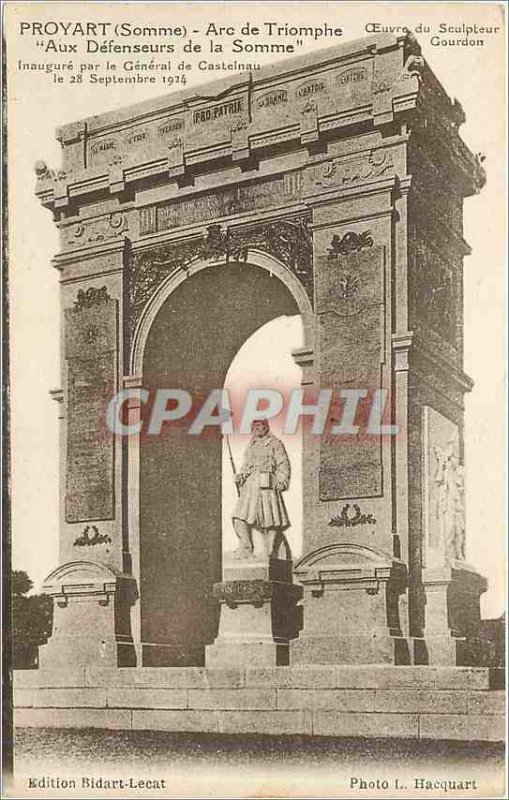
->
xmin=13 ymin=665 xmax=504 ymax=743
xmin=291 ymin=544 xmax=409 ymax=665
xmin=39 ymin=562 xmax=137 ymax=669
xmin=205 ymin=557 xmax=302 ymax=668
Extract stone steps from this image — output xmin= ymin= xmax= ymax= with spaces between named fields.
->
xmin=14 ymin=666 xmax=504 ymax=742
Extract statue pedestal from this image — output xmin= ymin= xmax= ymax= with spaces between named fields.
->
xmin=420 ymin=561 xmax=487 ymax=666
xmin=205 ymin=556 xmax=302 ymax=668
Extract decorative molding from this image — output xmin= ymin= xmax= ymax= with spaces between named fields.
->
xmin=62 ymin=210 xmax=129 ymax=250
xmin=329 ymin=504 xmax=377 ymax=528
xmin=327 ymin=230 xmax=373 ymax=261
xmin=313 ymin=150 xmax=395 ymax=190
xmin=336 ymin=274 xmax=360 ymax=300
xmin=73 ymin=525 xmax=112 ymax=548
xmin=127 ymin=215 xmax=314 ymax=351
xmin=401 ymin=54 xmax=425 ymax=81
xmin=230 ymin=217 xmax=313 ymax=303
xmin=73 ymin=285 xmax=112 ymax=311
xmin=301 ymin=99 xmax=318 ymax=115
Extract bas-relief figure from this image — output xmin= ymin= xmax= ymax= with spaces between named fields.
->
xmin=434 ymin=439 xmax=466 ymax=562
xmin=423 ymin=405 xmax=467 ymax=568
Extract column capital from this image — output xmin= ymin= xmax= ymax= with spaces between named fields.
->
xmin=122 ymin=374 xmax=145 ymax=390
xmin=392 ymin=331 xmax=414 ymax=372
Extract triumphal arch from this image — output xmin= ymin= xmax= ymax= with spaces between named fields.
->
xmin=34 ymin=33 xmax=488 ymax=679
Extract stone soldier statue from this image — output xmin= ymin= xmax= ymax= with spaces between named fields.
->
xmin=232 ymin=419 xmax=291 ymax=559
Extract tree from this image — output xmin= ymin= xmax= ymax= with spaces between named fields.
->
xmin=12 ymin=570 xmax=33 ymax=597
xmin=11 ymin=571 xmax=53 ymax=669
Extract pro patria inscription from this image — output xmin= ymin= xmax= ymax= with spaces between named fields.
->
xmin=193 ymin=98 xmax=243 ymax=124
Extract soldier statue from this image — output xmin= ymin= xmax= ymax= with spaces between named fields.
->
xmin=232 ymin=419 xmax=291 ymax=559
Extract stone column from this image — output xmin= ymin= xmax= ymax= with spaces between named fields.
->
xmin=122 ymin=374 xmax=146 ymax=665
xmin=38 ymin=243 xmax=138 ymax=669
xmin=292 ymin=166 xmax=411 ymax=666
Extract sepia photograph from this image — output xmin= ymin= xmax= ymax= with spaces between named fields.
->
xmin=3 ymin=2 xmax=506 ymax=797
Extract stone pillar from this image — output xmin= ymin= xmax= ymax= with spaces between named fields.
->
xmin=122 ymin=375 xmax=146 ymax=665
xmin=37 ymin=240 xmax=138 ymax=669
xmin=292 ymin=169 xmax=410 ymax=665
xmin=289 ymin=39 xmax=486 ymax=667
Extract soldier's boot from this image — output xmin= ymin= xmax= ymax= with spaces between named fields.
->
xmin=232 ymin=518 xmax=254 ymax=559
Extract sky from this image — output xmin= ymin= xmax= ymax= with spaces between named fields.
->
xmin=5 ymin=2 xmax=506 ymax=616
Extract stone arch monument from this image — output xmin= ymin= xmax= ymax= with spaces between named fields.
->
xmin=36 ymin=33 xmax=487 ymax=673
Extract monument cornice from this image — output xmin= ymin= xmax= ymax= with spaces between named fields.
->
xmin=36 ymin=110 xmax=410 ymax=211
xmin=52 ymin=237 xmax=127 ymax=271
xmin=61 ymin=34 xmax=408 ymax=137
xmin=37 ymin=30 xmax=483 ymax=214
xmin=52 ymin=140 xmax=406 ymax=255
xmin=304 ymin=174 xmax=399 ymax=211
xmin=35 ymin=34 xmax=431 ymax=212
xmin=392 ymin=331 xmax=473 ymax=396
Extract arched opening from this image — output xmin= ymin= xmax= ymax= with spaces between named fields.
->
xmin=139 ymin=259 xmax=306 ymax=666
xmin=221 ymin=315 xmax=303 ymax=559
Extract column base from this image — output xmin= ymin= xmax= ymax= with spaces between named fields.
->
xmin=422 ymin=561 xmax=488 ymax=666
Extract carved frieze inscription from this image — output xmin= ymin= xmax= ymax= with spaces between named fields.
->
xmin=64 ymin=287 xmax=117 ymax=522
xmin=88 ymin=116 xmax=186 ymax=169
xmin=159 ymin=178 xmax=286 ymax=230
xmin=139 ymin=173 xmax=302 ymax=235
xmin=422 ymin=406 xmax=465 ymax=567
xmin=317 ymin=236 xmax=386 ymax=500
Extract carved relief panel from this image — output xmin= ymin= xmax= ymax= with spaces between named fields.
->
xmin=64 ymin=287 xmax=118 ymax=522
xmin=316 ymin=232 xmax=386 ymax=500
xmin=422 ymin=405 xmax=465 ymax=567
